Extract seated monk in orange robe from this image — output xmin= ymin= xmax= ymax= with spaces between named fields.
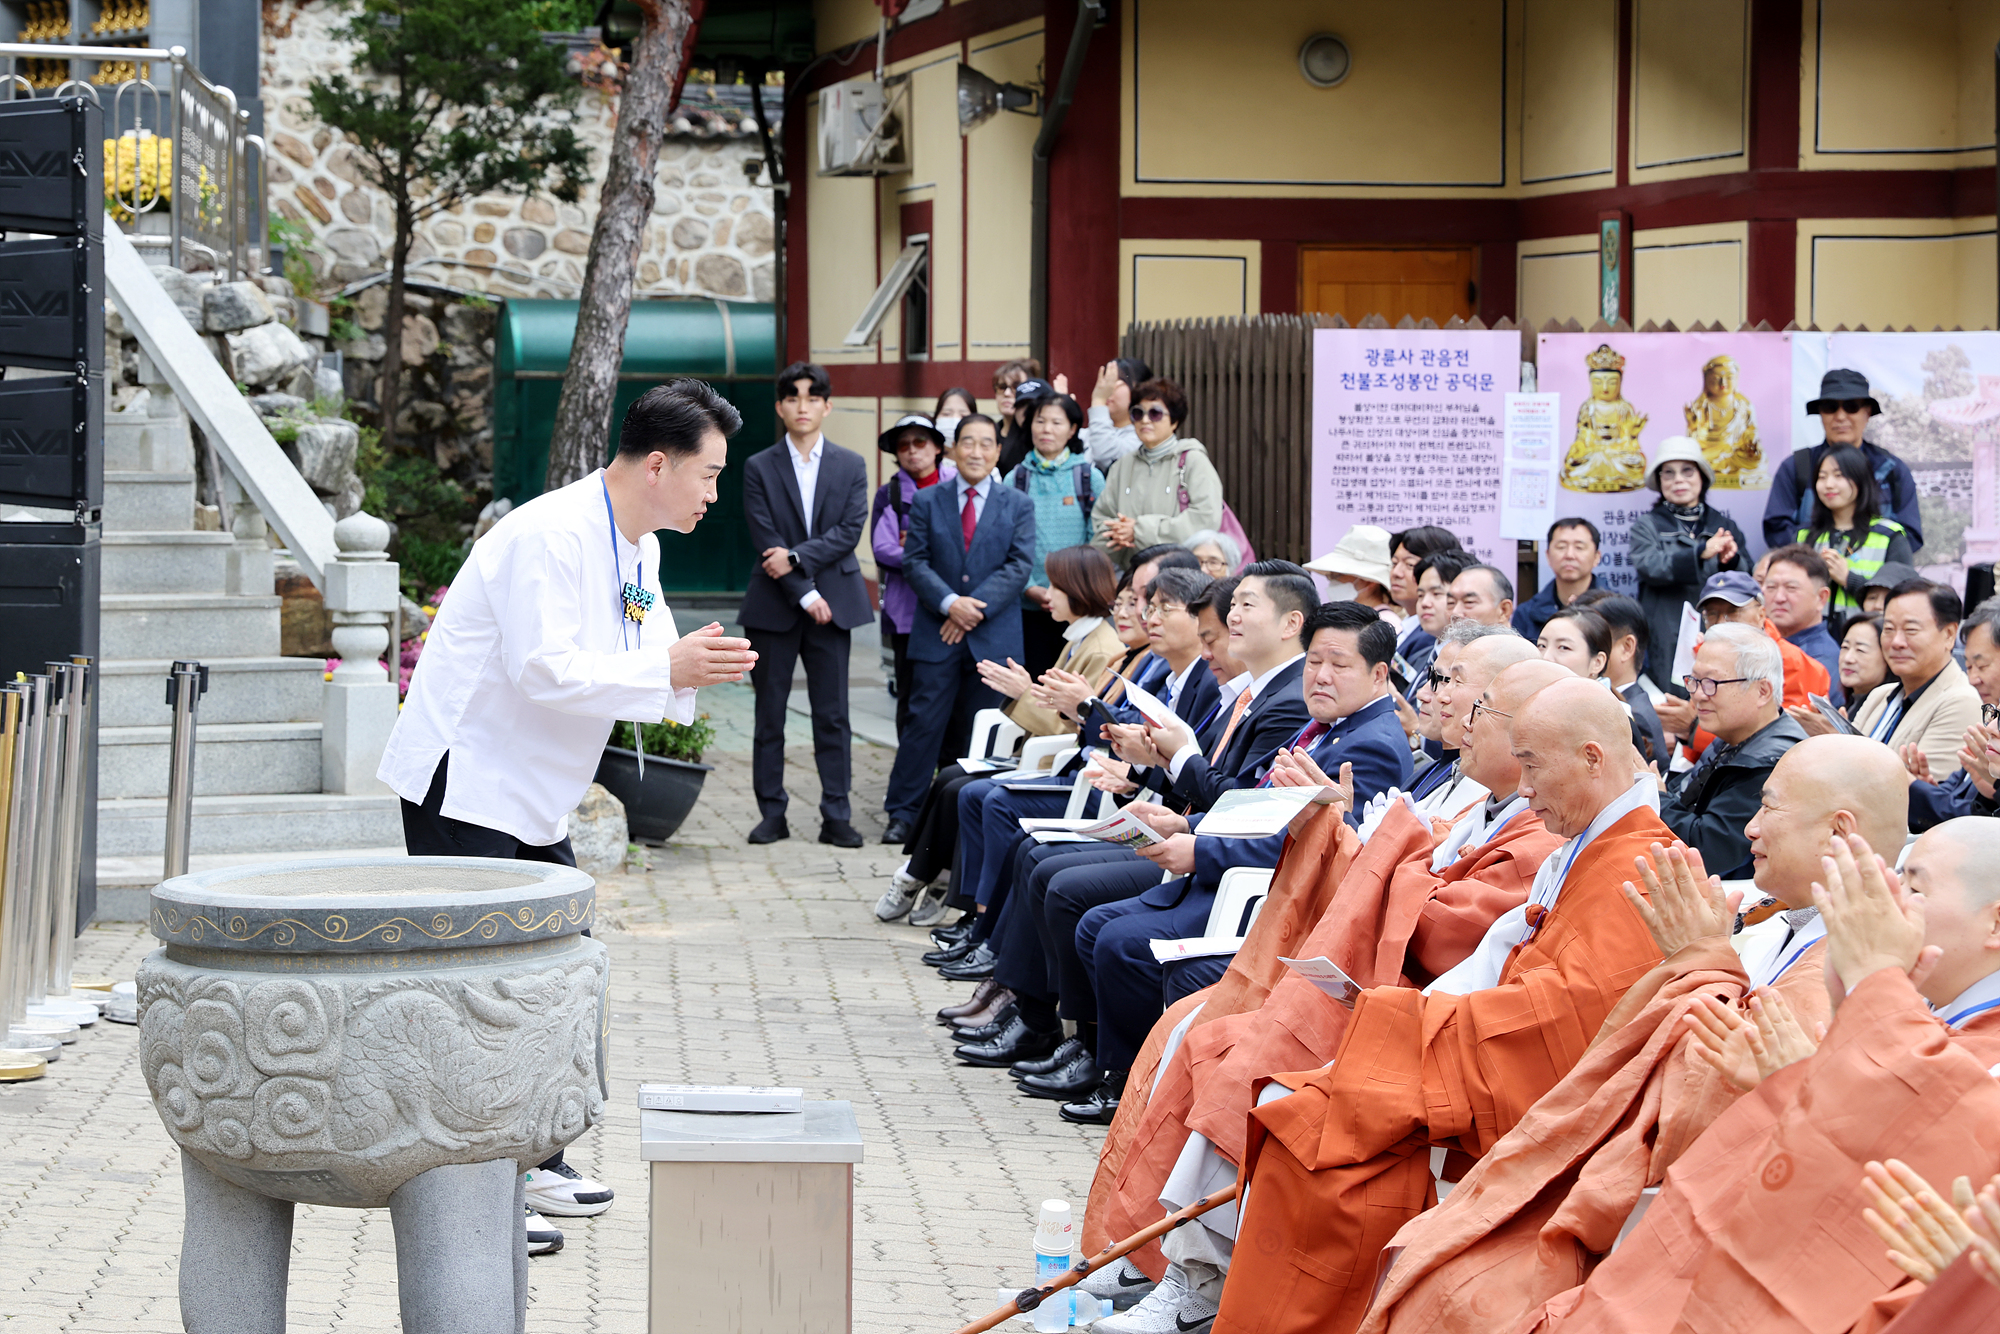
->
xmin=1209 ymin=679 xmax=1675 ymax=1334
xmin=1517 ymin=819 xmax=2000 ymax=1334
xmin=1086 ymin=642 xmax=1564 ymax=1294
xmin=1359 ymin=733 xmax=1911 ymax=1334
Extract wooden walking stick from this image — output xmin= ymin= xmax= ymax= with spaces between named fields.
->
xmin=947 ymin=1183 xmax=1241 ymax=1334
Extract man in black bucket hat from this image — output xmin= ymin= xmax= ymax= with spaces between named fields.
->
xmin=1761 ymin=367 xmax=1924 ymax=550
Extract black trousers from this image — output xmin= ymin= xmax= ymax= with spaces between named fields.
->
xmin=746 ymin=618 xmax=852 ymax=823
xmin=904 ymin=764 xmax=984 ymax=880
xmin=884 ymin=647 xmax=1001 ymax=822
xmin=1021 ymin=604 xmax=1064 ymax=680
xmin=400 ymin=753 xmax=573 ymax=1174
xmin=989 ymin=842 xmax=1152 ymax=1021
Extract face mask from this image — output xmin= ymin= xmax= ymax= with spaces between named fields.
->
xmin=936 ymin=415 xmax=962 ymax=444
xmin=1326 ymin=581 xmax=1357 ymax=602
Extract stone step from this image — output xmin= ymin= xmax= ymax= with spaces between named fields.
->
xmin=93 ymin=792 xmax=405 ymax=890
xmin=103 ymin=471 xmax=194 ymax=533
xmin=93 ymin=842 xmax=410 ymax=921
xmin=99 ymin=720 xmax=323 ymax=799
xmin=101 ymin=530 xmax=234 ymax=594
xmin=97 ymin=656 xmax=324 ymax=728
xmin=101 ymin=593 xmax=282 ymax=659
xmin=104 ymin=408 xmax=194 ymax=474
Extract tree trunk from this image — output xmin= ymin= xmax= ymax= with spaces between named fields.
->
xmin=379 ymin=195 xmax=412 ymax=451
xmin=545 ymin=0 xmax=697 ymax=490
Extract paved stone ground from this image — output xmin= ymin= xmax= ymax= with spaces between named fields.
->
xmin=0 ymin=661 xmax=1105 ymax=1331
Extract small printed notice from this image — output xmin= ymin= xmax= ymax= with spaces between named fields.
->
xmin=1194 ymin=786 xmax=1338 ymax=839
xmin=1019 ymin=810 xmax=1165 ymax=848
xmin=1499 ymin=392 xmax=1561 ymax=541
xmin=1670 ymin=603 xmax=1703 ymax=687
xmin=1278 ymin=955 xmax=1364 ymax=1008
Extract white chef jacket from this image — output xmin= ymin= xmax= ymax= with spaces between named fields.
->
xmin=379 ymin=470 xmax=698 ymax=845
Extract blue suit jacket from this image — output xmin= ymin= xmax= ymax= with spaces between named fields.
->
xmin=902 ymin=478 xmax=1035 ymax=665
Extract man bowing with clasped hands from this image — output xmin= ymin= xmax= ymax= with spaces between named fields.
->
xmin=379 ymin=380 xmax=757 ymax=1245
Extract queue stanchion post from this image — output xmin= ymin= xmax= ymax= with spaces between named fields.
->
xmin=40 ymin=661 xmax=96 ymax=1019
xmin=6 ymin=677 xmax=71 ymax=1053
xmin=24 ymin=669 xmax=92 ymax=1029
xmin=0 ymin=684 xmax=48 ymax=1080
xmin=162 ymin=660 xmax=207 ymax=883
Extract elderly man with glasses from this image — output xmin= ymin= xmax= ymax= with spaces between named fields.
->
xmin=1657 ymin=621 xmax=1806 ymax=875
xmin=1908 ymin=596 xmax=2000 ymax=830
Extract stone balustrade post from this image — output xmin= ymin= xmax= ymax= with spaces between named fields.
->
xmin=321 ymin=511 xmax=400 ymax=795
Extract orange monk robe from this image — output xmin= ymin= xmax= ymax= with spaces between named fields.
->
xmin=1098 ymin=799 xmax=1562 ymax=1269
xmin=1086 ymin=806 xmax=1362 ymax=1261
xmin=1868 ymin=1253 xmax=2000 ymax=1334
xmin=1213 ymin=805 xmax=1676 ymax=1334
xmin=1524 ymin=966 xmax=2000 ymax=1334
xmin=1360 ymin=935 xmax=1831 ymax=1334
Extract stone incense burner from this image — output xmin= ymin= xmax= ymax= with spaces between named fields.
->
xmin=136 ymin=857 xmax=607 ymax=1334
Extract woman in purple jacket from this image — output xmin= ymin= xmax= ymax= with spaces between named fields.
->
xmin=872 ymin=414 xmax=956 ymax=745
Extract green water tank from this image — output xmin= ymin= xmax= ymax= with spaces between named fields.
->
xmin=493 ymin=297 xmax=778 ymax=596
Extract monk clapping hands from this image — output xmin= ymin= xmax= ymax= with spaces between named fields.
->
xmin=1621 ymin=841 xmax=1738 ymax=956
xmin=1811 ymin=833 xmax=1942 ymax=1010
xmin=1862 ymin=1159 xmax=1982 ymax=1282
xmin=1268 ymin=756 xmax=1353 ymax=837
xmin=1683 ymin=987 xmax=1821 ymax=1092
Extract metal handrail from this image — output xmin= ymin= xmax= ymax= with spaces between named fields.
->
xmin=0 ymin=42 xmax=265 ymax=280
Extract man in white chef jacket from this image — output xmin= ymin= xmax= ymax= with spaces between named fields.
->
xmin=380 ymin=378 xmax=757 ymax=1253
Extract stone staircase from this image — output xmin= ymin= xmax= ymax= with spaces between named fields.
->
xmin=93 ymin=370 xmax=401 ymax=915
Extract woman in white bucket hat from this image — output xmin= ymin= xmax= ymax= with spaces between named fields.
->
xmin=1629 ymin=435 xmax=1753 ymax=692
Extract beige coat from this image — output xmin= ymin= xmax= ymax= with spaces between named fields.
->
xmin=1003 ymin=618 xmax=1124 ymax=737
xmin=1851 ymin=657 xmax=1983 ymax=779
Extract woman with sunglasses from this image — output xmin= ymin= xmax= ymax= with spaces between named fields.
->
xmin=1089 ymin=378 xmax=1224 ymax=571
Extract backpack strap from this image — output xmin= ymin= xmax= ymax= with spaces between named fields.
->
xmin=1176 ymin=448 xmax=1192 ymax=512
xmin=1073 ymin=462 xmax=1096 ymax=514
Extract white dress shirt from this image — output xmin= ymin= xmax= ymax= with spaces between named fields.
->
xmin=379 ymin=470 xmax=697 ymax=845
xmin=787 ymin=434 xmax=825 ymax=611
xmin=1732 ymin=907 xmax=1827 ymax=989
xmin=1167 ymin=652 xmax=1305 ymax=780
xmin=938 ymin=474 xmax=995 ymax=613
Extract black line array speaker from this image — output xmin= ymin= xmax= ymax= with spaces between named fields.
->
xmin=0 ymin=97 xmax=103 ymax=239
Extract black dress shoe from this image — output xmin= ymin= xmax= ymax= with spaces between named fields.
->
xmin=1018 ymin=1045 xmax=1101 ymax=1100
xmin=937 ymin=943 xmax=996 ymax=981
xmin=1009 ymin=1036 xmax=1087 ymax=1079
xmin=922 ymin=937 xmax=978 ymax=968
xmin=747 ymin=815 xmax=789 ymax=845
xmin=819 ymin=819 xmax=865 ymax=848
xmin=1058 ymin=1082 xmax=1122 ymax=1125
xmin=882 ymin=818 xmax=912 ymax=845
xmin=929 ymin=917 xmax=974 ymax=948
xmin=952 ymin=1003 xmax=1018 ymax=1044
xmin=955 ymin=1014 xmax=1062 ymax=1067
xmin=938 ymin=978 xmax=1004 ymax=1025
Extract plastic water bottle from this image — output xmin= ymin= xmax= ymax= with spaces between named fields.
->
xmin=1032 ymin=1200 xmax=1075 ymax=1332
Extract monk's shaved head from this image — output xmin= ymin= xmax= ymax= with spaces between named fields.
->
xmin=1490 ymin=659 xmax=1572 ymax=709
xmin=1902 ymin=818 xmax=2000 ymax=1006
xmin=1441 ymin=633 xmax=1539 ymax=752
xmin=1463 ymin=634 xmax=1540 ymax=678
xmin=1512 ymin=679 xmax=1645 ymax=838
xmin=1747 ymin=735 xmax=1912 ymax=907
xmin=1460 ymin=660 xmax=1573 ymax=795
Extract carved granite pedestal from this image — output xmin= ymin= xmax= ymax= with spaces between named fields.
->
xmin=136 ymin=857 xmax=608 ymax=1334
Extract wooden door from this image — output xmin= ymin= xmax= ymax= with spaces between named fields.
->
xmin=1299 ymin=247 xmax=1478 ymax=325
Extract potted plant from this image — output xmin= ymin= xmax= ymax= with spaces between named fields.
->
xmin=595 ymin=715 xmax=716 ymax=842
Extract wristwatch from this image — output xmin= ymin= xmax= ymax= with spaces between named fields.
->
xmin=787 ymin=549 xmax=801 ymax=570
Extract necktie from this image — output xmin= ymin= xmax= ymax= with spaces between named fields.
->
xmin=1258 ymin=720 xmax=1329 ymax=788
xmin=961 ymin=486 xmax=978 ymax=550
xmin=1207 ymin=689 xmax=1253 ymax=763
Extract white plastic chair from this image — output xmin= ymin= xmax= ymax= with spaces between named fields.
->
xmin=963 ymin=708 xmax=1025 ymax=763
xmin=1061 ymin=769 xmax=1116 ymax=820
xmin=1205 ymin=867 xmax=1273 ymax=939
xmin=1020 ymin=735 xmax=1076 ymax=771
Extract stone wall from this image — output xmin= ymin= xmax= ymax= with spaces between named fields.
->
xmin=258 ymin=2 xmax=778 ymax=304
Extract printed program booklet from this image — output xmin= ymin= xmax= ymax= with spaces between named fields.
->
xmin=1018 ymin=808 xmax=1166 ymax=848
xmin=1194 ymin=785 xmax=1342 ymax=838
xmin=1277 ymin=955 xmax=1363 ymax=1008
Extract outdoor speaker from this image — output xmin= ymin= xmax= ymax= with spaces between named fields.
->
xmin=0 ymin=234 xmax=103 ymax=373
xmin=0 ymin=373 xmax=102 ymax=510
xmin=0 ymin=97 xmax=103 ymax=239
xmin=0 ymin=522 xmax=98 ymax=680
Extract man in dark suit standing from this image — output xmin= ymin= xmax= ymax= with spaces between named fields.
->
xmin=739 ymin=362 xmax=873 ymax=847
xmin=882 ymin=413 xmax=1036 ymax=837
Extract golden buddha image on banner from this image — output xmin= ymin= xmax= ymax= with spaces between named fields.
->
xmin=1560 ymin=343 xmax=1648 ymax=492
xmin=1684 ymin=353 xmax=1766 ymax=488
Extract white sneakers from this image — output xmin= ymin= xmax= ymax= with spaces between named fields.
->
xmin=523 ymin=1160 xmax=615 ymax=1218
xmin=907 ymin=882 xmax=953 ymax=927
xmin=524 ymin=1208 xmax=564 ymax=1255
xmin=874 ymin=864 xmax=927 ymax=922
xmin=1093 ymin=1263 xmax=1217 ymax=1334
xmin=1077 ymin=1257 xmax=1159 ymax=1311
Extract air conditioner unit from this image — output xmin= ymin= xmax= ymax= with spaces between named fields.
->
xmin=817 ymin=76 xmax=909 ymax=177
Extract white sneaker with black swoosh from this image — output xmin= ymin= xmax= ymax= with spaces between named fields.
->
xmin=1093 ymin=1263 xmax=1215 ymax=1334
xmin=1076 ymin=1257 xmax=1158 ymax=1310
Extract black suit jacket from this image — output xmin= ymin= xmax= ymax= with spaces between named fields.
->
xmin=737 ymin=438 xmax=873 ymax=632
xmin=1166 ymin=657 xmax=1312 ymax=812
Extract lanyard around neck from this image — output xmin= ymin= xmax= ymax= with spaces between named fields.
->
xmin=602 ymin=475 xmax=648 ymax=651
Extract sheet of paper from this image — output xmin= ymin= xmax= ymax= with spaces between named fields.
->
xmin=1074 ymin=807 xmax=1167 ymax=848
xmin=1117 ymin=677 xmax=1176 ymax=729
xmin=1809 ymin=694 xmax=1860 ymax=736
xmin=1149 ymin=936 xmax=1245 ymax=963
xmin=1670 ymin=603 xmax=1703 ymax=688
xmin=1194 ymin=785 xmax=1334 ymax=838
xmin=1498 ymin=392 xmax=1561 ymax=541
xmin=1019 ymin=818 xmax=1094 ymax=832
xmin=1278 ymin=955 xmax=1363 ymax=1008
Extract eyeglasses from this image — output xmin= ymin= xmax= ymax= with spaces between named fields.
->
xmin=1824 ymin=399 xmax=1871 ymax=415
xmin=1469 ymin=698 xmax=1512 ymax=724
xmin=1133 ymin=406 xmax=1171 ymax=423
xmin=1425 ymin=667 xmax=1448 ymax=690
xmin=1683 ymin=675 xmax=1753 ymax=698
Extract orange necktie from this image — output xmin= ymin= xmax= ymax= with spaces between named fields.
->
xmin=1206 ymin=688 xmax=1254 ymax=763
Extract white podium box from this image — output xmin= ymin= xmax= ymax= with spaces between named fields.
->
xmin=641 ymin=1100 xmax=865 ymax=1334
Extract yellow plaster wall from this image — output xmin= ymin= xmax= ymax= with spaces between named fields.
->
xmin=1520 ymin=0 xmax=1618 ymax=188
xmin=814 ymin=0 xmax=883 ymax=55
xmin=964 ymin=25 xmax=1042 ymax=360
xmin=1800 ymin=219 xmax=1999 ymax=329
xmin=1633 ymin=221 xmax=1747 ymax=327
xmin=806 ymin=95 xmax=882 ymax=363
xmin=1805 ymin=0 xmax=2000 ymax=169
xmin=895 ymin=53 xmax=966 ymax=362
xmin=1630 ymin=0 xmax=1747 ymax=181
xmin=1123 ymin=0 xmax=1508 ymax=196
xmin=1518 ymin=234 xmax=1601 ymax=329
xmin=1117 ymin=240 xmax=1262 ymax=329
